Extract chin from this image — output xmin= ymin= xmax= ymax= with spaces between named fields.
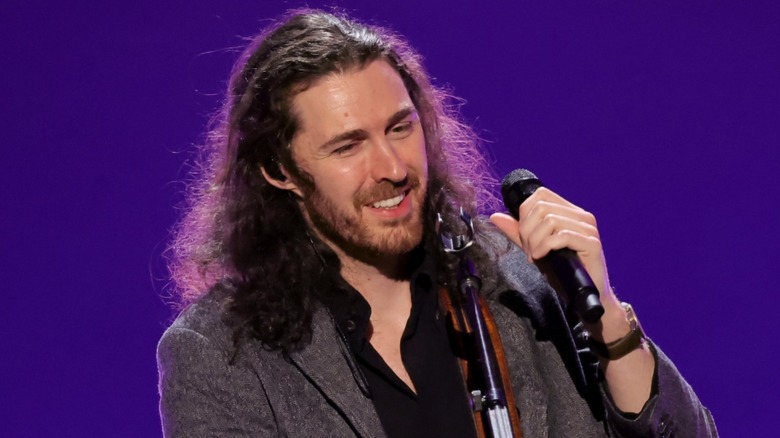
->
xmin=364 ymin=222 xmax=425 ymax=256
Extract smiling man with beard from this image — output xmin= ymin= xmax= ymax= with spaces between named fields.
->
xmin=157 ymin=10 xmax=717 ymax=438
xmin=274 ymin=59 xmax=428 ymax=261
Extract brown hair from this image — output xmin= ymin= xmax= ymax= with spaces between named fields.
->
xmin=168 ymin=9 xmax=502 ymax=351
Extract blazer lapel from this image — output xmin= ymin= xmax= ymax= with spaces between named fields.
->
xmin=289 ymin=306 xmax=385 ymax=437
xmin=496 ymin=251 xmax=590 ymax=394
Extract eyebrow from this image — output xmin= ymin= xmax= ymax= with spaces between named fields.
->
xmin=318 ymin=106 xmax=418 ymax=151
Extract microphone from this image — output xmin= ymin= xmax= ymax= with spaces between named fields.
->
xmin=501 ymin=169 xmax=604 ymax=323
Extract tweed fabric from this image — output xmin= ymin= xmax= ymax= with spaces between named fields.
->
xmin=157 ymin=251 xmax=718 ymax=437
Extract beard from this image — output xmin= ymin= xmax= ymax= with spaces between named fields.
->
xmin=300 ymin=175 xmax=427 ymax=261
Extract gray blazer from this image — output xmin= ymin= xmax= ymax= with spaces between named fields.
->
xmin=157 ymin=252 xmax=718 ymax=437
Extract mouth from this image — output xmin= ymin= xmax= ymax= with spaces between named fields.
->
xmin=370 ymin=191 xmax=407 ymax=209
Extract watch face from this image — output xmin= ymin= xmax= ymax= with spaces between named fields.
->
xmin=621 ymin=302 xmax=639 ymax=330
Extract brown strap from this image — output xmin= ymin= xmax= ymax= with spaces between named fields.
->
xmin=440 ymin=289 xmax=486 ymax=437
xmin=440 ymin=288 xmax=523 ymax=438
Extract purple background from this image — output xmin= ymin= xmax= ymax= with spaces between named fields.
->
xmin=2 ymin=1 xmax=777 ymax=436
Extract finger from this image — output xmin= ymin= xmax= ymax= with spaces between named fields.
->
xmin=489 ymin=213 xmax=524 ymax=250
xmin=529 ymin=228 xmax=603 ymax=261
xmin=517 ymin=187 xmax=582 ymax=222
xmin=520 ymin=198 xmax=596 ymax=230
xmin=533 ymin=230 xmax=609 ymax=295
xmin=518 ymin=201 xmax=597 ymax=250
xmin=524 ymin=214 xmax=600 ymax=260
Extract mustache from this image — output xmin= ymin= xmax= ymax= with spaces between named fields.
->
xmin=353 ymin=174 xmax=421 ymax=207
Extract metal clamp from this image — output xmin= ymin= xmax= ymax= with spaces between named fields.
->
xmin=436 ymin=207 xmax=475 ymax=254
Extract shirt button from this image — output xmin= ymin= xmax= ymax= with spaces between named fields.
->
xmin=345 ymin=319 xmax=357 ymax=333
xmin=657 ymin=415 xmax=670 ymax=437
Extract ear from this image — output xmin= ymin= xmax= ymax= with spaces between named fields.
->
xmin=260 ymin=165 xmax=303 ymax=197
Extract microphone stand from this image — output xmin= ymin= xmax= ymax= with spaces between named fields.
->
xmin=438 ymin=209 xmax=516 ymax=438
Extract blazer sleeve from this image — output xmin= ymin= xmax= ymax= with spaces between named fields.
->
xmin=602 ymin=340 xmax=719 ymax=438
xmin=157 ymin=326 xmax=277 ymax=437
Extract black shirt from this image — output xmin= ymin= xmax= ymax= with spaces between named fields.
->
xmin=321 ymin=252 xmax=477 ymax=438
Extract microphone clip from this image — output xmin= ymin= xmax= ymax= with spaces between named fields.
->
xmin=436 ymin=207 xmax=475 ymax=254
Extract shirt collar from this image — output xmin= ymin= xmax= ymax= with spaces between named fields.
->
xmin=320 ymin=247 xmax=437 ymax=353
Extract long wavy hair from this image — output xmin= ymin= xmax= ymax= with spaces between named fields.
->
xmin=168 ymin=10 xmax=504 ymax=352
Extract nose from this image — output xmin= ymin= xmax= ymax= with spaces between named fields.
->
xmin=369 ymin=138 xmax=407 ymax=183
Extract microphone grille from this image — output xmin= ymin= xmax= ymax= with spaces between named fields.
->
xmin=500 ymin=169 xmax=541 ymax=220
xmin=501 ymin=168 xmax=538 ymax=189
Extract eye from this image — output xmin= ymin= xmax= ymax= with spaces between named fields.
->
xmin=332 ymin=142 xmax=359 ymax=156
xmin=387 ymin=121 xmax=415 ymax=139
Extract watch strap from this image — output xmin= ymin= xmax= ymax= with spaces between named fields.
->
xmin=588 ymin=302 xmax=645 ymax=360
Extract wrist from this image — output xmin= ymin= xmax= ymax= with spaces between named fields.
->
xmin=587 ymin=302 xmax=646 ymax=360
xmin=584 ymin=297 xmax=628 ymax=343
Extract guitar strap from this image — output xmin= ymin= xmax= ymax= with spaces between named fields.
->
xmin=439 ymin=287 xmax=524 ymax=438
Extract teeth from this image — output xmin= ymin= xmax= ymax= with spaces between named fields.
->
xmin=372 ymin=193 xmax=405 ymax=209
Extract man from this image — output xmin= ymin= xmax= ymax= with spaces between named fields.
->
xmin=158 ymin=10 xmax=717 ymax=437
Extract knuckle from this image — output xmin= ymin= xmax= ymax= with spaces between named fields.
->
xmin=557 ymin=229 xmax=574 ymax=240
xmin=583 ymin=211 xmax=597 ymax=226
xmin=517 ymin=201 xmax=532 ymax=219
xmin=535 ymin=187 xmax=552 ymax=197
xmin=529 ymin=201 xmax=550 ymax=220
xmin=542 ymin=213 xmax=558 ymax=227
xmin=584 ymin=222 xmax=600 ymax=238
xmin=586 ymin=235 xmax=603 ymax=250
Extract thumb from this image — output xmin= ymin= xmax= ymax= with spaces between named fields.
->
xmin=489 ymin=212 xmax=524 ymax=250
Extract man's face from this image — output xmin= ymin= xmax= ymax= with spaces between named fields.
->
xmin=284 ymin=60 xmax=429 ymax=258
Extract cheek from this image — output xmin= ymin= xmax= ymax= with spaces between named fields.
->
xmin=413 ymin=133 xmax=429 ymax=179
xmin=314 ymin=169 xmax=365 ymax=206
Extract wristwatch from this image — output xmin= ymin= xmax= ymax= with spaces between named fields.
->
xmin=588 ymin=302 xmax=645 ymax=360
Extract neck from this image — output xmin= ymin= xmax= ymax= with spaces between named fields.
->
xmin=334 ymin=243 xmax=412 ymax=300
xmin=308 ymin=227 xmax=419 ymax=320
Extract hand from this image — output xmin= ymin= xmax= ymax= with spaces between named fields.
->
xmin=492 ymin=187 xmax=657 ymax=409
xmin=490 ymin=187 xmax=625 ymax=337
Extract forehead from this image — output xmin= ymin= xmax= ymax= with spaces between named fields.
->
xmin=290 ymin=60 xmax=414 ymax=143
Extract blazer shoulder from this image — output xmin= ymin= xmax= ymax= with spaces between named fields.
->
xmin=160 ymin=285 xmax=235 ymax=355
